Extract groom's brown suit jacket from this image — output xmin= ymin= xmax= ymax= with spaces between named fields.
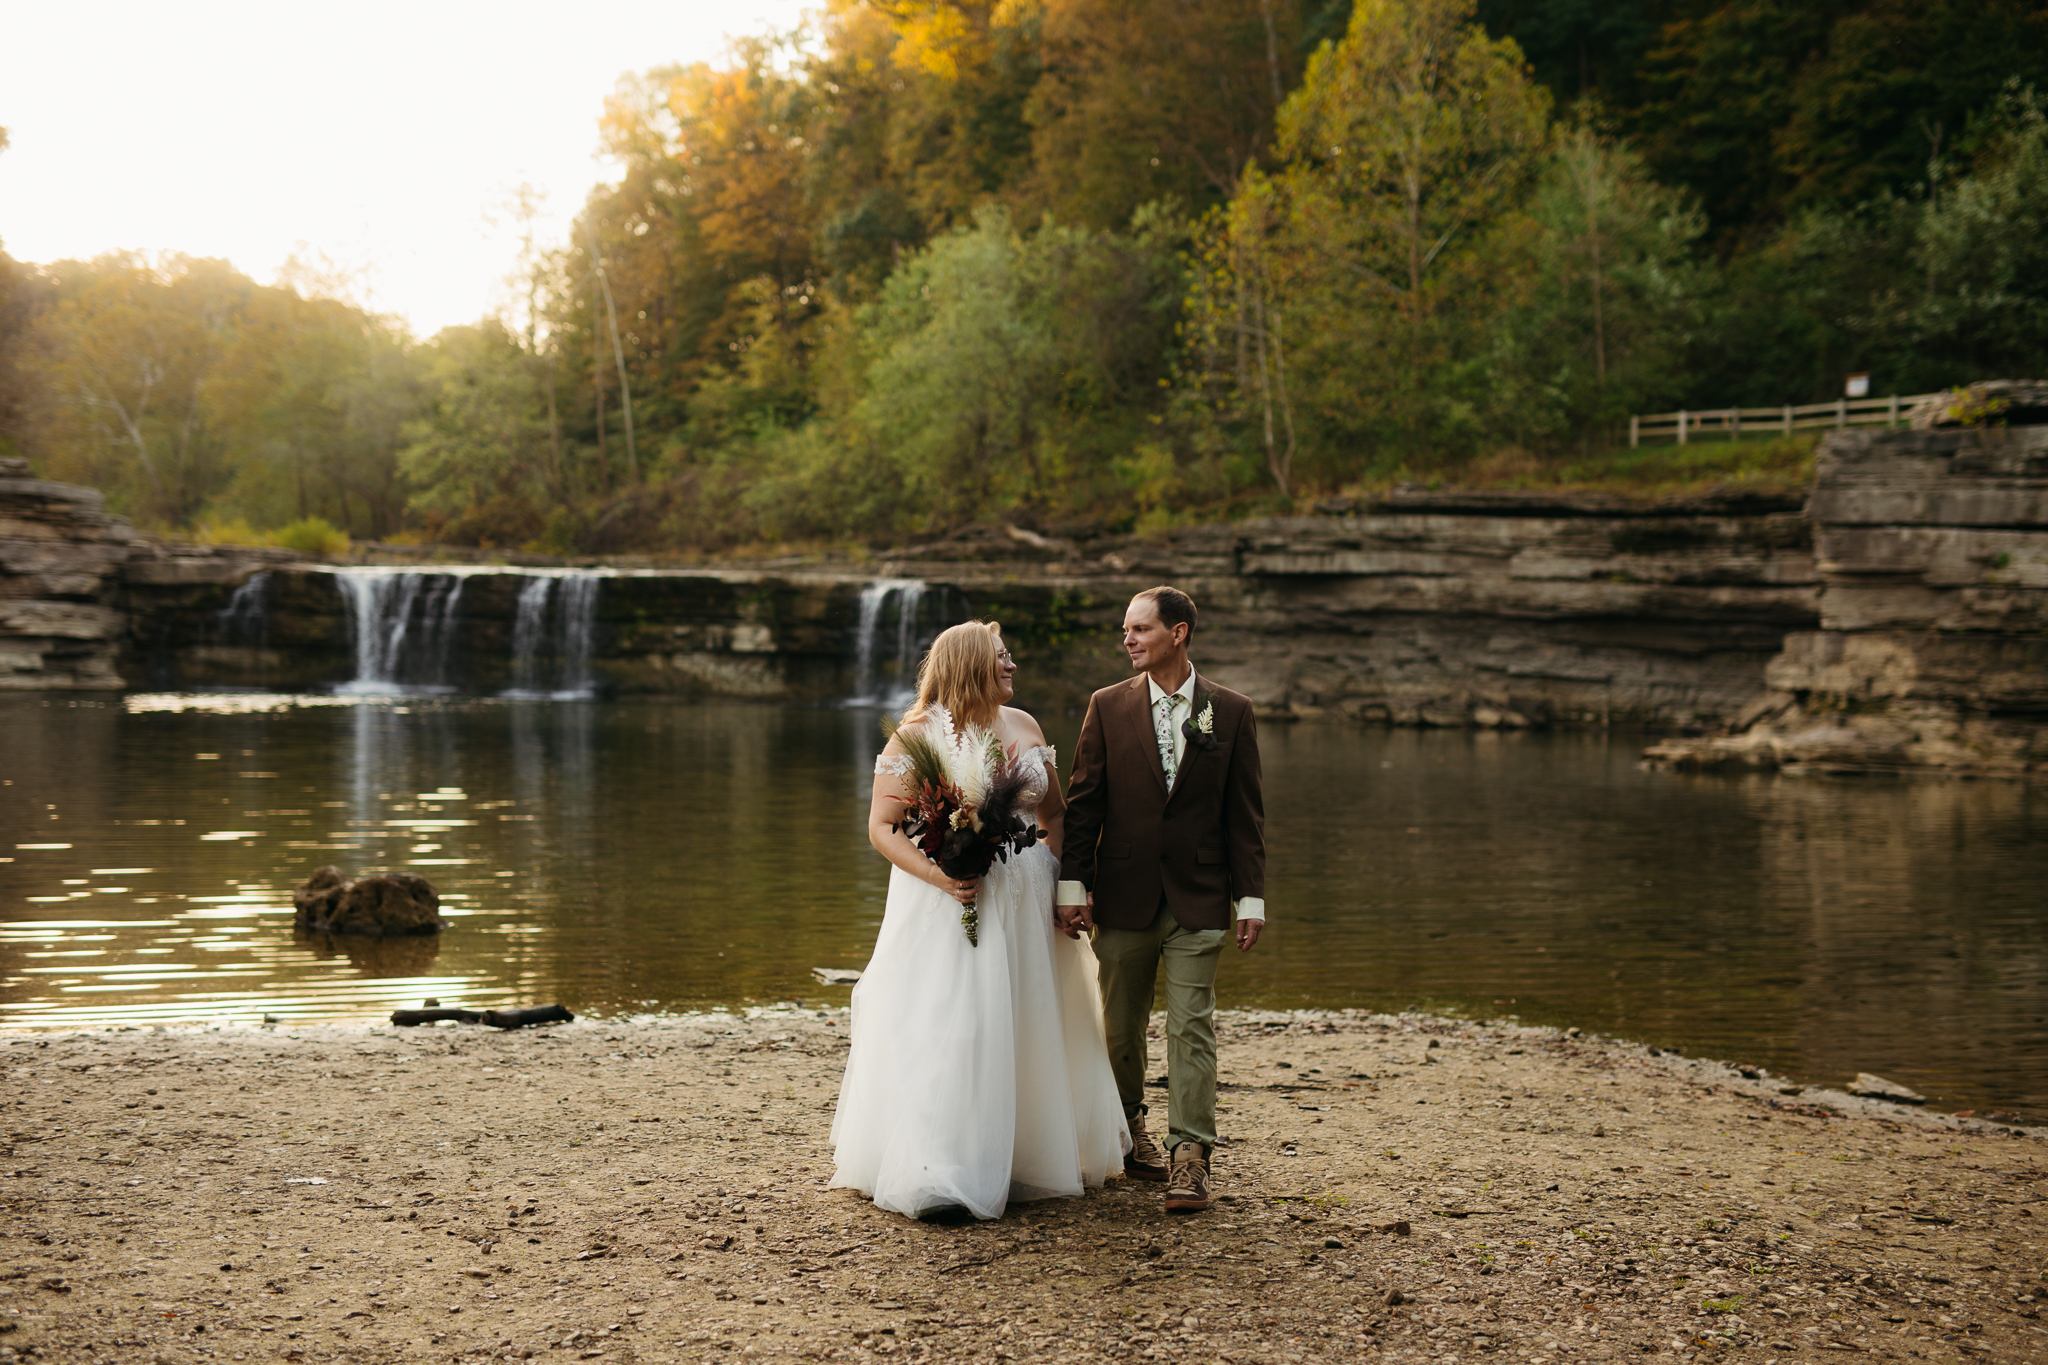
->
xmin=1061 ymin=671 xmax=1265 ymax=933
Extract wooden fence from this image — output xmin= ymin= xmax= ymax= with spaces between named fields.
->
xmin=1629 ymin=392 xmax=1942 ymax=447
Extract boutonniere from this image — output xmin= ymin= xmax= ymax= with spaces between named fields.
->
xmin=1182 ymin=699 xmax=1219 ymax=751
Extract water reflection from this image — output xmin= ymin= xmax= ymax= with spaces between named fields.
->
xmin=1235 ymin=724 xmax=2048 ymax=1120
xmin=0 ymin=693 xmax=2042 ymax=1121
xmin=293 ymin=928 xmax=445 ymax=977
xmin=1752 ymin=777 xmax=2045 ymax=1109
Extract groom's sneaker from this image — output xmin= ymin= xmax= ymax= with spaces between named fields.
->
xmin=1163 ymin=1142 xmax=1211 ymax=1212
xmin=1124 ymin=1108 xmax=1169 ymax=1182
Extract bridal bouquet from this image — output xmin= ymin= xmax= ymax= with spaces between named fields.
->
xmin=885 ymin=722 xmax=1045 ymax=945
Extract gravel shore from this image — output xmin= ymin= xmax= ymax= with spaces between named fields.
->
xmin=3 ymin=1008 xmax=2042 ymax=1365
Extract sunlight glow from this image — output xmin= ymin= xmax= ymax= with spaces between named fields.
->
xmin=0 ymin=0 xmax=812 ymax=335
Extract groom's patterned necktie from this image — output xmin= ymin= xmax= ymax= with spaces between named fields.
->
xmin=1154 ymin=691 xmax=1188 ymax=788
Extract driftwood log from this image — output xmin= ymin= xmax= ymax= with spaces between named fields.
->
xmin=389 ymin=1008 xmax=481 ymax=1026
xmin=481 ymin=1004 xmax=575 ymax=1029
xmin=389 ymin=1004 xmax=575 ymax=1029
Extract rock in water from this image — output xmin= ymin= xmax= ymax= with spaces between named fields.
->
xmin=293 ymin=865 xmax=446 ymax=937
xmin=1850 ymin=1072 xmax=1926 ymax=1104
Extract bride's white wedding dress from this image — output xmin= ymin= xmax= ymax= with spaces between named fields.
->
xmin=831 ymin=707 xmax=1130 ymax=1220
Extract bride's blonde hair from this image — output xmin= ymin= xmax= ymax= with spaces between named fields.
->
xmin=904 ymin=621 xmax=1006 ymax=732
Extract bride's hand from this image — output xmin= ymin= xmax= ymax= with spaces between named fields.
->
xmin=934 ymin=874 xmax=978 ymax=904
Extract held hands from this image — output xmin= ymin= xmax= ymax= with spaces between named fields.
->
xmin=1051 ymin=895 xmax=1256 ymax=946
xmin=1054 ymin=893 xmax=1096 ymax=940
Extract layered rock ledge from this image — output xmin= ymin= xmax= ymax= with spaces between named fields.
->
xmin=926 ymin=492 xmax=1818 ymax=730
xmin=104 ymin=490 xmax=1819 ymax=730
xmin=17 ymin=436 xmax=2047 ymax=767
xmin=1646 ymin=424 xmax=2048 ymax=779
xmin=0 ymin=456 xmax=132 ymax=689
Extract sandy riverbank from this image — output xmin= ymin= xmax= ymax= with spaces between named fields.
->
xmin=2 ymin=1008 xmax=2042 ymax=1365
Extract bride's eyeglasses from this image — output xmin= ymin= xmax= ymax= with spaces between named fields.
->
xmin=997 ymin=650 xmax=1015 ymax=666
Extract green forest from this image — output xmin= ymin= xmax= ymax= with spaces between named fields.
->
xmin=3 ymin=0 xmax=2046 ymax=554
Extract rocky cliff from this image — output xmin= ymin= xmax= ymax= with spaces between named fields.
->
xmin=0 ymin=457 xmax=132 ymax=689
xmin=3 ymin=471 xmax=1827 ymax=730
xmin=920 ymin=490 xmax=1819 ymax=728
xmin=1646 ymin=420 xmax=2048 ymax=778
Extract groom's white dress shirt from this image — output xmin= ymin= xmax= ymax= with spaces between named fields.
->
xmin=1056 ymin=666 xmax=1265 ymax=923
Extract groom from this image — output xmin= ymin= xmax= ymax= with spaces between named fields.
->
xmin=1057 ymin=586 xmax=1265 ymax=1213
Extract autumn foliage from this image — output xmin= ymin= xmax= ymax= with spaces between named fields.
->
xmin=4 ymin=1 xmax=2048 ymax=551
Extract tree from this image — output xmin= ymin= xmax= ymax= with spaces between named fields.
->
xmin=1473 ymin=0 xmax=1663 ymax=107
xmin=497 ymin=184 xmax=566 ymax=501
xmin=396 ymin=321 xmax=558 ymax=546
xmin=0 ymin=246 xmax=35 ymax=460
xmin=1186 ymin=0 xmax=1551 ymax=483
xmin=211 ymin=289 xmax=420 ymax=539
xmin=1598 ymin=1 xmax=2048 ymax=245
xmin=1492 ymin=126 xmax=1703 ymax=436
xmin=1891 ymin=84 xmax=2048 ymax=388
xmin=0 ymin=125 xmax=27 ymax=459
xmin=805 ymin=6 xmax=930 ymax=284
xmin=866 ymin=0 xmax=1043 ymax=232
xmin=1183 ymin=172 xmax=1301 ymax=495
xmin=606 ymin=50 xmax=816 ymax=288
xmin=585 ymin=225 xmax=638 ymax=483
xmin=1025 ymin=0 xmax=1327 ymax=230
xmin=838 ymin=205 xmax=1180 ymax=531
xmin=14 ymin=253 xmax=420 ymax=535
xmin=1674 ymin=82 xmax=2048 ymax=407
xmin=1280 ymin=0 xmax=1549 ymax=342
xmin=710 ymin=205 xmax=1183 ymax=544
xmin=573 ymin=41 xmax=822 ymax=481
xmin=20 ymin=255 xmax=252 ymax=525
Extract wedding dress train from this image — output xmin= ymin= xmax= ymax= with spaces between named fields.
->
xmin=830 ymin=715 xmax=1129 ymax=1220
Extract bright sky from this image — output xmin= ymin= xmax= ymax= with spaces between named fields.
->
xmin=0 ymin=0 xmax=813 ymax=336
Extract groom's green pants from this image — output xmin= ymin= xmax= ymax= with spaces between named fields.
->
xmin=1093 ymin=907 xmax=1228 ymax=1152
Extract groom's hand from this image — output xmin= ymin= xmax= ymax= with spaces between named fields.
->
xmin=1234 ymin=918 xmax=1263 ymax=952
xmin=1056 ymin=895 xmax=1095 ymax=939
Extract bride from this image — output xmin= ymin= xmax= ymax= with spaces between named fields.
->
xmin=831 ymin=621 xmax=1129 ymax=1222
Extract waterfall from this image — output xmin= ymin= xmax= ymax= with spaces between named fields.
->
xmin=334 ymin=568 xmax=468 ymax=693
xmin=849 ymin=578 xmax=949 ymax=706
xmin=504 ymin=570 xmax=603 ymax=699
xmin=216 ymin=571 xmax=270 ymax=648
xmin=327 ymin=566 xmax=603 ymax=696
xmin=509 ymin=576 xmax=552 ymax=694
xmin=556 ymin=574 xmax=600 ymax=697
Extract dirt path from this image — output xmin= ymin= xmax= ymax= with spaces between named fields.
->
xmin=3 ymin=1008 xmax=2042 ymax=1365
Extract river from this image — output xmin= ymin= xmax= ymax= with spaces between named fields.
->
xmin=2 ymin=691 xmax=2042 ymax=1121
